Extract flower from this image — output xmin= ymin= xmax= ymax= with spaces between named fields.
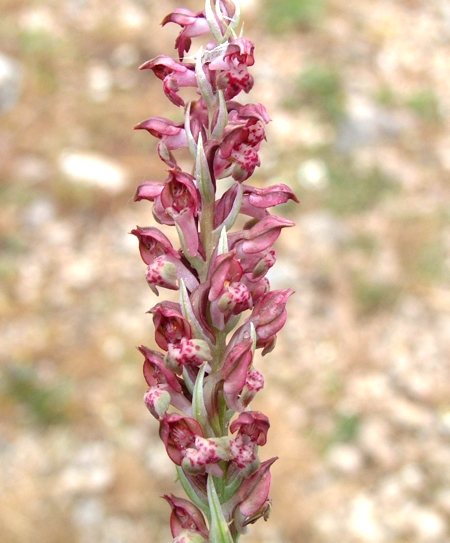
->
xmin=140 ymin=55 xmax=197 ymax=107
xmin=241 ymin=183 xmax=300 ymax=217
xmin=131 ymin=226 xmax=179 ymax=264
xmin=208 ymin=38 xmax=255 ymax=99
xmin=235 ymin=215 xmax=295 ymax=255
xmin=220 ymin=338 xmax=254 ymax=408
xmin=165 ymin=337 xmax=213 ymax=371
xmin=182 ymin=435 xmax=232 ymax=477
xmin=135 ymin=116 xmax=188 ymax=150
xmin=207 ymin=251 xmax=252 ymax=329
xmin=159 ymin=413 xmax=204 ymax=465
xmin=207 ymin=103 xmax=270 ymax=182
xmin=140 ymin=345 xmax=182 ymax=393
xmin=229 ymin=412 xmax=270 ymax=474
xmin=163 ymin=493 xmax=209 ymax=539
xmin=250 ymin=289 xmax=294 ymax=354
xmin=230 ymin=457 xmax=277 ymax=532
xmin=140 ymin=345 xmax=193 ymax=418
xmin=162 ymin=8 xmax=210 ymax=60
xmin=150 ymin=301 xmax=193 ymax=351
xmin=230 ymin=411 xmax=270 ymax=447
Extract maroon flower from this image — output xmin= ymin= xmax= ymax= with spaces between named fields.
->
xmin=137 ymin=170 xmax=200 ymax=223
xmin=150 ymin=301 xmax=193 ymax=351
xmin=131 ymin=226 xmax=179 ymax=264
xmin=159 ymin=413 xmax=204 ymax=465
xmin=136 ymin=169 xmax=201 ymax=257
xmin=230 ymin=411 xmax=270 ymax=447
xmin=140 ymin=345 xmax=182 ymax=393
xmin=250 ymin=289 xmax=294 ymax=354
xmin=209 ymin=103 xmax=270 ymax=182
xmin=163 ymin=493 xmax=209 ymax=539
xmin=230 ymin=457 xmax=277 ymax=529
xmin=207 ymin=251 xmax=252 ymax=329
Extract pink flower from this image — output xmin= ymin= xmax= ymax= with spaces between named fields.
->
xmin=165 ymin=337 xmax=212 ymax=371
xmin=159 ymin=413 xmax=204 ymax=465
xmin=239 ymin=368 xmax=264 ymax=408
xmin=209 ymin=38 xmax=255 ymax=99
xmin=230 ymin=411 xmax=270 ymax=447
xmin=135 ymin=116 xmax=188 ymax=150
xmin=140 ymin=55 xmax=197 ymax=107
xmin=131 ymin=226 xmax=179 ymax=264
xmin=150 ymin=301 xmax=193 ymax=351
xmin=219 ymin=338 xmax=254 ymax=411
xmin=163 ymin=493 xmax=209 ymax=539
xmin=162 ymin=8 xmax=210 ymax=60
xmin=140 ymin=345 xmax=182 ymax=392
xmin=231 ymin=457 xmax=277 ymax=528
xmin=182 ymin=435 xmax=232 ymax=477
xmin=136 ymin=169 xmax=201 ymax=257
xmin=208 ymin=103 xmax=270 ymax=182
xmin=234 ymin=215 xmax=295 ymax=255
xmin=250 ymin=289 xmax=294 ymax=354
xmin=241 ymin=183 xmax=300 ymax=216
xmin=207 ymin=251 xmax=252 ymax=329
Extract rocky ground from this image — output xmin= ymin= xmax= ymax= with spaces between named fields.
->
xmin=1 ymin=0 xmax=450 ymax=542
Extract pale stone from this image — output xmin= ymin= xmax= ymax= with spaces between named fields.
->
xmin=297 ymin=158 xmax=329 ymax=191
xmin=58 ymin=149 xmax=128 ymax=193
xmin=327 ymin=442 xmax=363 ymax=474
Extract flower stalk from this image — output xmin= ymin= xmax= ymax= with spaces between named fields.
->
xmin=132 ymin=2 xmax=299 ymax=541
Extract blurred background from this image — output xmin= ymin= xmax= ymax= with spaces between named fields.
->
xmin=1 ymin=0 xmax=450 ymax=542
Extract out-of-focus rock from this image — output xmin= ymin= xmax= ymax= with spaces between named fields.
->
xmin=57 ymin=149 xmax=128 ymax=193
xmin=0 ymin=53 xmax=22 ymax=113
xmin=326 ymin=442 xmax=363 ymax=475
xmin=297 ymin=158 xmax=329 ymax=191
xmin=58 ymin=441 xmax=115 ymax=495
xmin=336 ymin=95 xmax=407 ymax=153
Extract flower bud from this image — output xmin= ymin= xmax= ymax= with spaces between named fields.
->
xmin=240 ymin=368 xmax=264 ymax=408
xmin=144 ymin=386 xmax=171 ymax=419
xmin=145 ymin=257 xmax=179 ymax=294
